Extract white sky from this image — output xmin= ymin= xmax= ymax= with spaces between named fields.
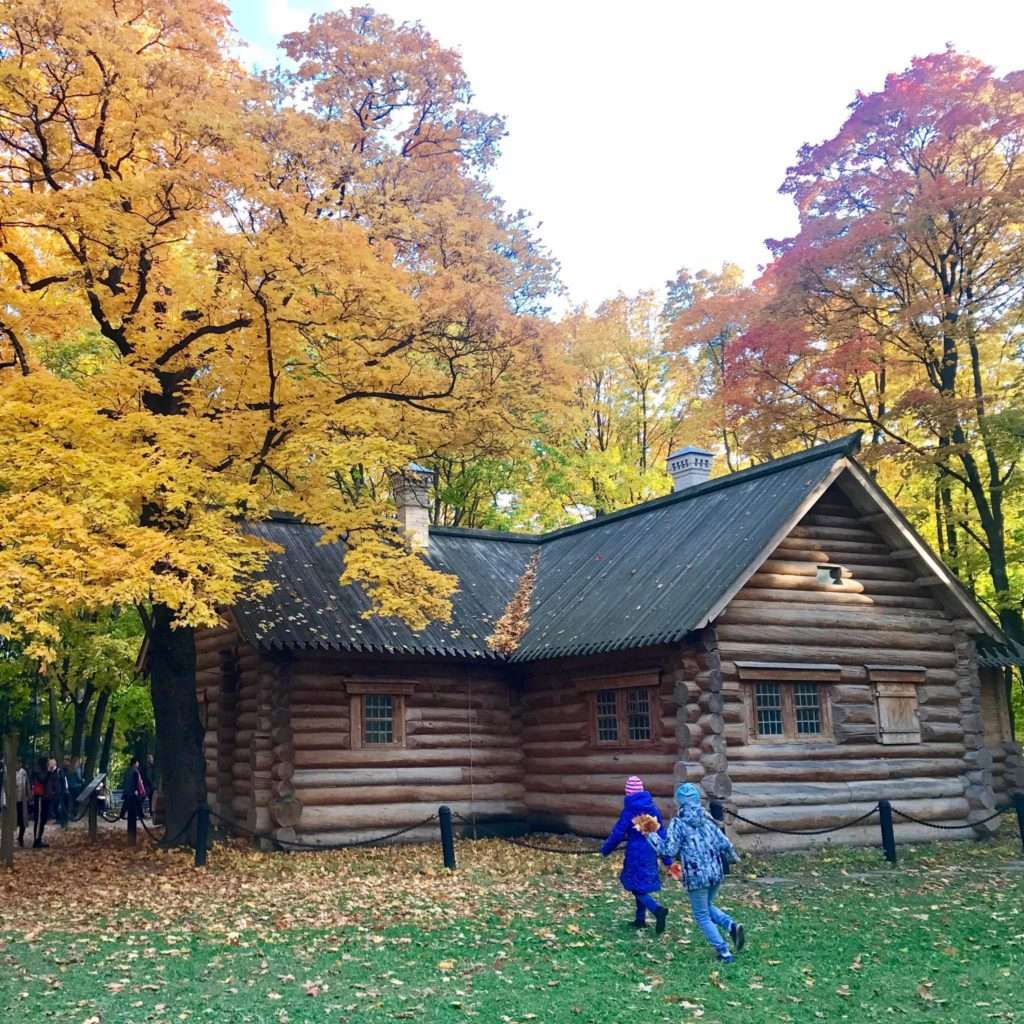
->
xmin=231 ymin=0 xmax=1024 ymax=307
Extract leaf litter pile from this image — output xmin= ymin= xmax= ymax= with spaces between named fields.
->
xmin=1 ymin=827 xmax=1022 ymax=1023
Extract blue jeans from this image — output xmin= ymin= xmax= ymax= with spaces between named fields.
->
xmin=631 ymin=891 xmax=662 ymax=923
xmin=688 ymin=884 xmax=733 ymax=954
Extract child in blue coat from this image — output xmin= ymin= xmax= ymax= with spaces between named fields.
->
xmin=601 ymin=776 xmax=673 ymax=932
xmin=647 ymin=783 xmax=744 ymax=962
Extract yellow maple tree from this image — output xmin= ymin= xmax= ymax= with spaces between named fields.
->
xmin=0 ymin=1 xmax=551 ymax=835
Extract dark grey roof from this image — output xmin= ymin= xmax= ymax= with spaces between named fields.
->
xmin=512 ymin=435 xmax=856 ymax=661
xmin=977 ymin=637 xmax=1024 ymax=669
xmin=234 ymin=434 xmax=863 ymax=660
xmin=234 ymin=520 xmax=535 ymax=659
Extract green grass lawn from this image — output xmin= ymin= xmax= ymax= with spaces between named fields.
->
xmin=1 ymin=825 xmax=1022 ymax=1023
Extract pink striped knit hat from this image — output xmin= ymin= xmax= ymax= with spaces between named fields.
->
xmin=624 ymin=775 xmax=644 ymax=795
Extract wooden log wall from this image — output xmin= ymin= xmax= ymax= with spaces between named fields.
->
xmin=520 ymin=648 xmax=683 ymax=837
xmin=979 ymin=667 xmax=1024 ymax=802
xmin=713 ymin=483 xmax=993 ymax=847
xmin=286 ymin=655 xmax=525 ymax=845
xmin=194 ymin=624 xmax=259 ymax=822
xmin=194 ymin=626 xmax=229 ymax=815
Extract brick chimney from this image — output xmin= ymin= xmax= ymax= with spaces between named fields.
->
xmin=666 ymin=445 xmax=714 ymax=492
xmin=391 ymin=464 xmax=433 ymax=548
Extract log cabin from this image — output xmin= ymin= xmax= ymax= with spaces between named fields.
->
xmin=194 ymin=434 xmax=1023 ymax=850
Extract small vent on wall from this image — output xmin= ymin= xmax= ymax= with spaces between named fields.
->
xmin=816 ymin=564 xmax=843 ymax=586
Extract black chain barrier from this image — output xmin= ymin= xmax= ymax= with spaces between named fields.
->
xmin=891 ymin=804 xmax=1011 ymax=831
xmin=99 ymin=791 xmax=1022 ymax=872
xmin=724 ymin=805 xmax=881 ymax=836
xmin=138 ymin=815 xmax=163 ymax=843
xmin=452 ymin=812 xmax=606 ymax=855
xmin=133 ymin=808 xmax=198 ymax=848
xmin=67 ymin=801 xmax=93 ymax=824
xmin=207 ymin=808 xmax=438 ymax=852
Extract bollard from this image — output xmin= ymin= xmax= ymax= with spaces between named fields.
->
xmin=438 ymin=805 xmax=456 ymax=870
xmin=195 ymin=804 xmax=209 ymax=867
xmin=708 ymin=800 xmax=730 ymax=876
xmin=127 ymin=797 xmax=138 ymax=847
xmin=878 ymin=799 xmax=897 ymax=864
xmin=88 ymin=795 xmax=98 ymax=842
xmin=1014 ymin=792 xmax=1024 ymax=856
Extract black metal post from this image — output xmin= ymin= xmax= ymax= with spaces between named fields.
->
xmin=195 ymin=804 xmax=209 ymax=867
xmin=438 ymin=805 xmax=456 ymax=870
xmin=1014 ymin=792 xmax=1024 ymax=856
xmin=126 ymin=797 xmax=137 ymax=847
xmin=878 ymin=800 xmax=897 ymax=864
xmin=87 ymin=795 xmax=97 ymax=842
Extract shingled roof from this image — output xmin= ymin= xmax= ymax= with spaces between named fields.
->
xmin=235 ymin=434 xmax=895 ymax=661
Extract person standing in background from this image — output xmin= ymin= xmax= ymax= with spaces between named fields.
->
xmin=120 ymin=756 xmax=145 ymax=822
xmin=67 ymin=756 xmax=84 ymax=816
xmin=16 ymin=759 xmax=29 ymax=847
xmin=56 ymin=756 xmax=71 ymax=828
xmin=141 ymin=754 xmax=156 ymax=817
xmin=31 ymin=756 xmax=50 ymax=849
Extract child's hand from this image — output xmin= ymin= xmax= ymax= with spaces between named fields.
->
xmin=669 ymin=863 xmax=682 ymax=881
xmin=631 ymin=813 xmax=661 ymax=835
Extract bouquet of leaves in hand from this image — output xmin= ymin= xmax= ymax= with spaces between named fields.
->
xmin=631 ymin=813 xmax=661 ymax=835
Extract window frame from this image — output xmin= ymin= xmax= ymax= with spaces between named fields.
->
xmin=589 ymin=686 xmax=658 ymax=748
xmin=742 ymin=681 xmax=832 ymax=742
xmin=737 ymin=666 xmax=834 ymax=744
xmin=346 ymin=681 xmax=413 ymax=750
xmin=579 ymin=673 xmax=661 ymax=749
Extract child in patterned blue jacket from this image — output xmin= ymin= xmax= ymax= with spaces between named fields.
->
xmin=646 ymin=783 xmax=745 ymax=962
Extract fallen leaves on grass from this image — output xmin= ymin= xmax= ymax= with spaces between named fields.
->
xmin=0 ymin=829 xmax=616 ymax=944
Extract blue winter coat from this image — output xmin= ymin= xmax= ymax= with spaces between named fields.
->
xmin=649 ymin=803 xmax=740 ymax=891
xmin=600 ymin=791 xmax=672 ymax=893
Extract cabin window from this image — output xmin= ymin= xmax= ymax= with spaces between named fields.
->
xmin=747 ymin=681 xmax=829 ymax=741
xmin=346 ymin=681 xmax=413 ymax=748
xmin=595 ymin=689 xmax=619 ymax=741
xmin=363 ymin=694 xmax=395 ymax=744
xmin=591 ymin=686 xmax=655 ymax=746
xmin=754 ymin=683 xmax=783 ymax=735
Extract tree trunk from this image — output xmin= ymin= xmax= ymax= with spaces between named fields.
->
xmin=84 ymin=690 xmax=111 ymax=782
xmin=100 ymin=716 xmax=116 ymax=775
xmin=1 ymin=731 xmax=17 ymax=869
xmin=70 ymin=683 xmax=95 ymax=760
xmin=47 ymin=684 xmax=62 ymax=760
xmin=149 ymin=604 xmax=205 ymax=845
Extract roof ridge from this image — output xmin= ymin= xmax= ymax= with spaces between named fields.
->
xmin=263 ymin=433 xmax=861 ymax=545
xmin=429 ymin=525 xmax=539 ymax=544
xmin=532 ymin=431 xmax=862 ymax=544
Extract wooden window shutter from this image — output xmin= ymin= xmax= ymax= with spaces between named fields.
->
xmin=979 ymin=670 xmax=1010 ymax=745
xmin=873 ymin=682 xmax=921 ymax=745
